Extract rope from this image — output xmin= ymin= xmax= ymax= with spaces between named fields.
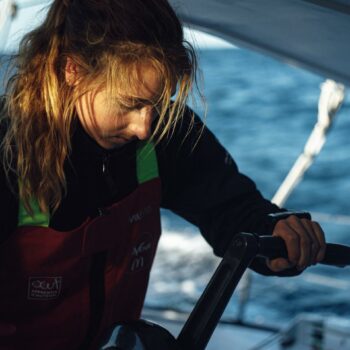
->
xmin=272 ymin=80 xmax=345 ymax=207
xmin=247 ymin=332 xmax=281 ymax=350
xmin=236 ymin=79 xmax=346 ymax=325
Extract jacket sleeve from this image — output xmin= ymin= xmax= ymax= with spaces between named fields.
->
xmin=157 ymin=106 xmax=301 ymax=276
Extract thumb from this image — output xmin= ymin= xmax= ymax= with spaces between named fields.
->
xmin=267 ymin=258 xmax=295 ymax=272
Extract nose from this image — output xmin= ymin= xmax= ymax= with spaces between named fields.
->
xmin=130 ymin=106 xmax=154 ymax=141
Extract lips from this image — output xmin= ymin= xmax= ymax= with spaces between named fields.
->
xmin=109 ymin=135 xmax=138 ymax=144
xmin=108 ymin=135 xmax=128 ymax=141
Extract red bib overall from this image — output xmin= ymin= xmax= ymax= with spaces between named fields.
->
xmin=0 ymin=142 xmax=161 ymax=350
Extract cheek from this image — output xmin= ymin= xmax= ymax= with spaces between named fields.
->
xmin=96 ymin=109 xmax=128 ymax=135
xmin=78 ymin=90 xmax=127 ymax=134
xmin=90 ymin=101 xmax=119 ymax=128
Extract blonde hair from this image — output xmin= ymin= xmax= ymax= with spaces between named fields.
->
xmin=1 ymin=0 xmax=201 ymax=214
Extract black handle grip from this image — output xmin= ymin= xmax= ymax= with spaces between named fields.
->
xmin=258 ymin=236 xmax=350 ymax=267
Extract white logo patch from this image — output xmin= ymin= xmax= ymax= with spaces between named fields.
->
xmin=129 ymin=205 xmax=152 ymax=224
xmin=28 ymin=277 xmax=62 ymax=300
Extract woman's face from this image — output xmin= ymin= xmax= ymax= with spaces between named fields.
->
xmin=74 ymin=65 xmax=164 ymax=150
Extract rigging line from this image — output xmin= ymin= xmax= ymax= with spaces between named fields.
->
xmin=236 ymin=80 xmax=346 ymax=325
xmin=272 ymin=80 xmax=345 ymax=207
xmin=247 ymin=332 xmax=282 ymax=350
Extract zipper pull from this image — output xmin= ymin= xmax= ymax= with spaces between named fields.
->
xmin=101 ymin=154 xmax=118 ymax=197
xmin=102 ymin=155 xmax=109 ymax=174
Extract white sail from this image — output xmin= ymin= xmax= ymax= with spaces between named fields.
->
xmin=169 ymin=0 xmax=350 ymax=86
xmin=0 ymin=0 xmax=13 ymax=51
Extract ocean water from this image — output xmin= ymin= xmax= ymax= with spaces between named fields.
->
xmin=146 ymin=48 xmax=350 ymax=327
xmin=1 ymin=48 xmax=350 ymax=329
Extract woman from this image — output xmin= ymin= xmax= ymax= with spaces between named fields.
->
xmin=0 ymin=0 xmax=325 ymax=349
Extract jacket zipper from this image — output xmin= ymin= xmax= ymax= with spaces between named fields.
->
xmin=102 ymin=154 xmax=119 ymax=198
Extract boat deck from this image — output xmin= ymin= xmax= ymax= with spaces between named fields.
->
xmin=142 ymin=309 xmax=279 ymax=350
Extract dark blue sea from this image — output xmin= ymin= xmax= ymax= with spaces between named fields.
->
xmin=146 ymin=48 xmax=350 ymax=328
xmin=1 ymin=48 xmax=350 ymax=328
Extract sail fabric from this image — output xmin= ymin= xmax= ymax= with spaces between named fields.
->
xmin=0 ymin=0 xmax=13 ymax=51
xmin=2 ymin=0 xmax=350 ymax=83
xmin=169 ymin=0 xmax=350 ymax=86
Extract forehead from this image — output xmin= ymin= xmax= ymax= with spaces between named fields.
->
xmin=117 ymin=63 xmax=164 ymax=103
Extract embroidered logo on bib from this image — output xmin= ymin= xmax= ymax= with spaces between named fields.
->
xmin=129 ymin=234 xmax=153 ymax=273
xmin=28 ymin=277 xmax=62 ymax=300
xmin=129 ymin=205 xmax=153 ymax=224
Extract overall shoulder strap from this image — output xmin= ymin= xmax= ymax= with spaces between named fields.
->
xmin=18 ymin=141 xmax=159 ymax=227
xmin=136 ymin=141 xmax=159 ymax=184
xmin=18 ymin=198 xmax=50 ymax=227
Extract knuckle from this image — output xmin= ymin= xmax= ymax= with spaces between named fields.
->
xmin=299 ymin=234 xmax=311 ymax=245
xmin=288 ymin=215 xmax=299 ymax=223
xmin=285 ymin=233 xmax=298 ymax=244
xmin=313 ymin=221 xmax=326 ymax=235
xmin=313 ymin=242 xmax=320 ymax=251
xmin=312 ymin=221 xmax=322 ymax=229
xmin=312 ymin=249 xmax=319 ymax=259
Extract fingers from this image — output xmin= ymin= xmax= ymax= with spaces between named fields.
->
xmin=312 ymin=221 xmax=326 ymax=262
xmin=301 ymin=219 xmax=324 ymax=264
xmin=277 ymin=223 xmax=300 ymax=265
xmin=0 ymin=323 xmax=16 ymax=337
xmin=271 ymin=216 xmax=326 ymax=272
xmin=288 ymin=217 xmax=313 ymax=268
xmin=305 ymin=222 xmax=319 ymax=264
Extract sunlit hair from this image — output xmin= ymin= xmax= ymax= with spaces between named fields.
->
xmin=1 ymin=0 xmax=203 ymax=214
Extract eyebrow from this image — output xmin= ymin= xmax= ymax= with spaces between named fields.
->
xmin=125 ymin=96 xmax=162 ymax=106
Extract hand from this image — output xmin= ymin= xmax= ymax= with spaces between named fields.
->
xmin=0 ymin=323 xmax=16 ymax=337
xmin=266 ymin=215 xmax=326 ymax=272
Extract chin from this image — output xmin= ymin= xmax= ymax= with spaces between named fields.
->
xmin=101 ymin=139 xmax=128 ymax=150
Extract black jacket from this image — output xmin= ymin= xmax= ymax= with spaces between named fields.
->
xmin=0 ymin=99 xmax=298 ymax=276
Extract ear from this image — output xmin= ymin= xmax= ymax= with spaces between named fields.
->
xmin=65 ymin=57 xmax=80 ymax=86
